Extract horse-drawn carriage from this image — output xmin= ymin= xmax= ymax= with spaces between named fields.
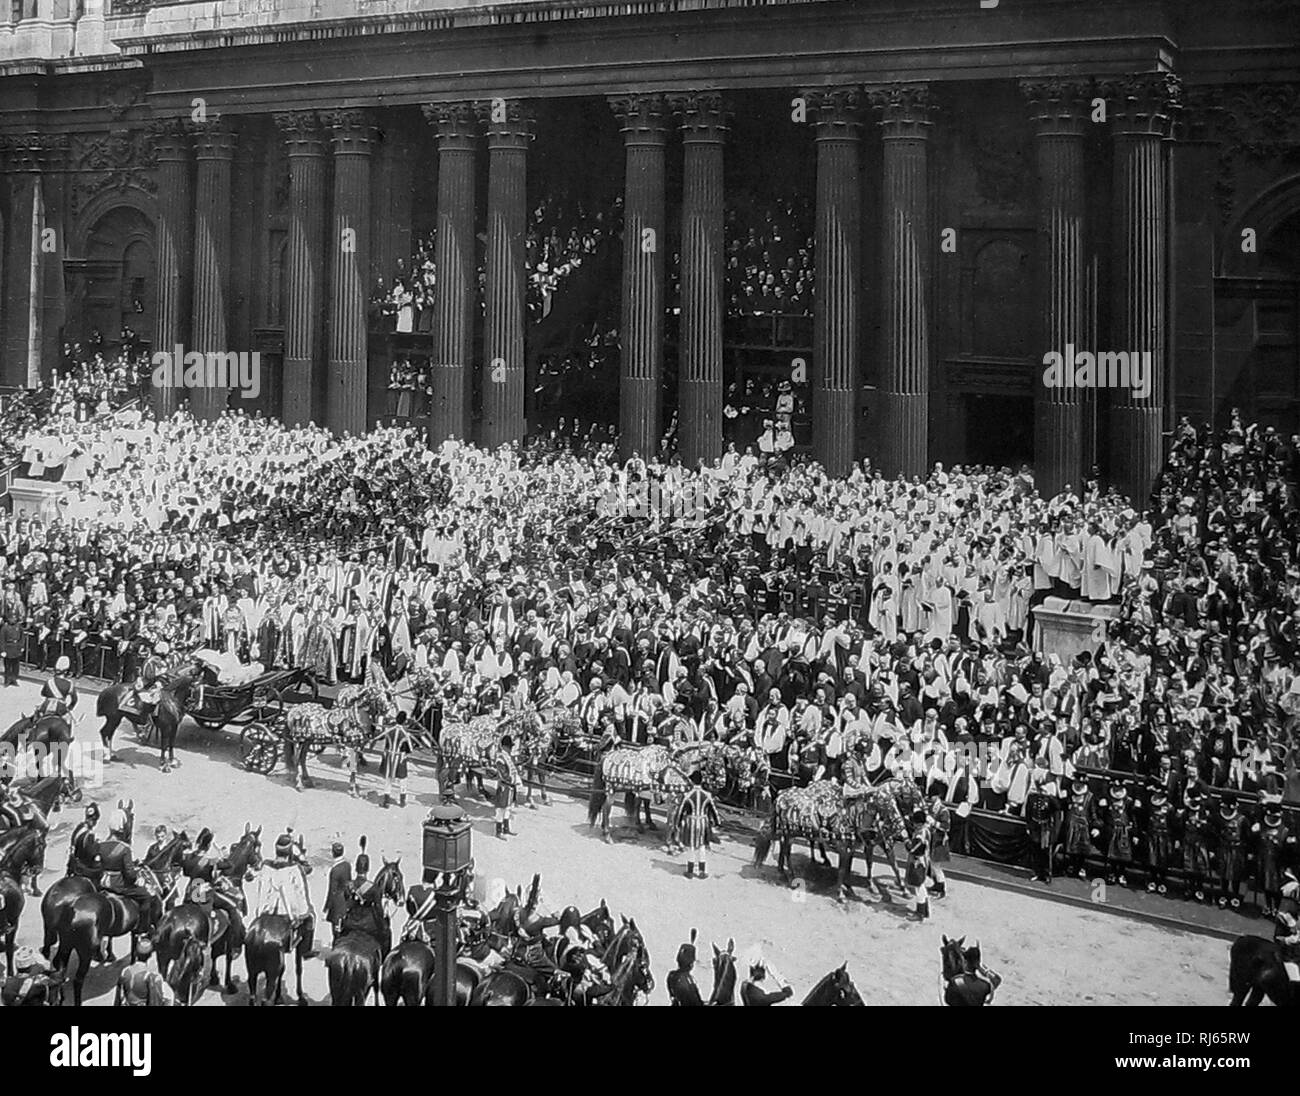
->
xmin=187 ymin=652 xmax=319 ymax=735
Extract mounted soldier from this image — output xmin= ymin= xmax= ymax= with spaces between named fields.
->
xmin=247 ymin=829 xmax=316 ymax=958
xmin=66 ymin=803 xmax=101 ymax=880
xmin=667 ymin=930 xmax=704 ymax=1006
xmin=98 ymin=805 xmax=160 ymax=933
xmin=37 ymin=656 xmax=79 ymax=725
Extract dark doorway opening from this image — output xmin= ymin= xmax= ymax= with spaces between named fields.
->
xmin=964 ymin=393 xmax=1034 ymax=469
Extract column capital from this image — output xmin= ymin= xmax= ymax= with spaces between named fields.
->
xmin=147 ymin=117 xmax=194 ymax=162
xmin=1020 ymin=77 xmax=1094 ymax=138
xmin=609 ymin=93 xmax=670 ymax=145
xmin=423 ymin=101 xmax=478 ymax=143
xmin=192 ymin=119 xmax=237 ymax=161
xmin=0 ymin=132 xmax=69 ymax=172
xmin=866 ymin=83 xmax=935 ymax=138
xmin=477 ymin=99 xmax=534 ymax=148
xmin=802 ymin=87 xmax=863 ymax=138
xmin=1097 ymin=73 xmax=1183 ymax=137
xmin=668 ymin=91 xmax=731 ymax=142
xmin=322 ymin=108 xmax=375 ymax=155
xmin=274 ymin=110 xmax=326 ymax=156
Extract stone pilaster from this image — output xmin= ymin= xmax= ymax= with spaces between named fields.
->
xmin=479 ymin=100 xmax=532 ymax=449
xmin=422 ymin=102 xmax=478 ymax=445
xmin=609 ymin=93 xmax=669 ymax=460
xmin=190 ymin=120 xmax=237 ymax=422
xmin=670 ymin=92 xmax=729 ymax=469
xmin=1100 ymin=73 xmax=1180 ymax=506
xmin=149 ymin=119 xmax=193 ymax=419
xmin=275 ymin=111 xmax=327 ymax=427
xmin=806 ymin=88 xmax=862 ymax=477
xmin=868 ymin=83 xmax=934 ymax=480
xmin=323 ymin=108 xmax=375 ymax=437
xmin=1021 ymin=77 xmax=1091 ymax=500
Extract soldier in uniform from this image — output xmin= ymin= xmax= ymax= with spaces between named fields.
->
xmin=1062 ymin=775 xmax=1098 ymax=879
xmin=97 ymin=808 xmax=160 ymax=934
xmin=905 ymin=809 xmax=932 ymax=921
xmin=37 ymin=655 xmax=78 ymax=724
xmin=1097 ymin=778 xmax=1140 ymax=887
xmin=1024 ymin=761 xmax=1062 ymax=884
xmin=667 ymin=930 xmax=704 ymax=1006
xmin=133 ymin=640 xmax=172 ymax=751
xmin=66 ymin=803 xmax=102 ymax=880
xmin=1179 ymin=787 xmax=1214 ymax=902
xmin=1213 ymin=793 xmax=1248 ymax=909
xmin=1142 ymin=784 xmax=1176 ymax=895
xmin=1252 ymin=793 xmax=1294 ymax=916
xmin=493 ymin=734 xmax=520 ymax=840
xmin=1274 ymin=868 xmax=1300 ymax=966
xmin=678 ymin=770 xmax=721 ymax=879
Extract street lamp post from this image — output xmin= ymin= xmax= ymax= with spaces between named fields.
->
xmin=422 ymin=803 xmax=474 ymax=1006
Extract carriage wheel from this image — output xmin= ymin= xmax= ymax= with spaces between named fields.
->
xmin=241 ymin=723 xmax=281 ymax=775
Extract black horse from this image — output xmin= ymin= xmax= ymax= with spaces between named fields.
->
xmin=0 ymin=713 xmax=75 ymax=784
xmin=54 ymin=870 xmax=164 ymax=1006
xmin=802 ymin=963 xmax=866 ymax=1006
xmin=708 ymin=938 xmax=737 ymax=1005
xmin=1228 ymin=935 xmax=1296 ymax=1006
xmin=155 ymin=872 xmax=247 ymax=1000
xmin=41 ymin=798 xmax=136 ymax=960
xmin=96 ymin=659 xmax=201 ymax=771
xmin=597 ymin=919 xmax=654 ymax=1006
xmin=940 ymin=935 xmax=1001 ymax=1006
xmin=0 ymin=825 xmax=45 ymax=976
xmin=325 ymin=859 xmax=406 ymax=1006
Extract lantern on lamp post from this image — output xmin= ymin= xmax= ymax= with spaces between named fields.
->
xmin=422 ymin=803 xmax=474 ymax=1006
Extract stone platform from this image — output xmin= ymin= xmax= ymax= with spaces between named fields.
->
xmin=7 ymin=478 xmax=69 ymax=521
xmin=1031 ymin=596 xmax=1122 ymax=664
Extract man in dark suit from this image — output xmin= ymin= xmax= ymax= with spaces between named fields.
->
xmin=322 ymin=841 xmax=352 ymax=943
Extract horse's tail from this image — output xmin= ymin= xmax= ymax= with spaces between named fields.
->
xmin=327 ymin=950 xmax=370 ymax=1007
xmin=56 ymin=905 xmax=97 ymax=986
xmin=753 ymin=804 xmax=778 ymax=866
xmin=586 ymin=787 xmax=607 ymax=826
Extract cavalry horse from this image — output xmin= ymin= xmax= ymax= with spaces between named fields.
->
xmin=802 ymin=964 xmax=866 ymax=1006
xmin=96 ymin=657 xmax=203 ymax=771
xmin=1228 ymin=934 xmax=1297 ymax=1006
xmin=0 ymin=824 xmax=45 ymax=976
xmin=54 ymin=865 xmax=164 ymax=1007
xmin=1 ymin=712 xmax=76 ymax=785
xmin=708 ymin=938 xmax=738 ymax=1005
xmin=1 ymin=774 xmax=75 ymax=838
xmin=41 ymin=798 xmax=135 ymax=960
xmin=940 ymin=935 xmax=1002 ymax=1006
xmin=282 ymin=683 xmax=393 ymax=791
xmin=325 ymin=858 xmax=406 ymax=1006
xmin=155 ymin=827 xmax=257 ymax=999
xmin=753 ymin=779 xmax=907 ymax=899
xmin=597 ymin=917 xmax=654 ymax=1006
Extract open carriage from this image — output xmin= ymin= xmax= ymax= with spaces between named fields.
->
xmin=187 ymin=650 xmax=320 ymax=734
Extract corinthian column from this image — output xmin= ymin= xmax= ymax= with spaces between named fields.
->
xmin=1101 ymin=73 xmax=1180 ymax=506
xmin=149 ymin=120 xmax=193 ymax=419
xmin=323 ymin=108 xmax=374 ymax=437
xmin=1021 ymin=78 xmax=1091 ymax=500
xmin=806 ymin=88 xmax=862 ymax=477
xmin=190 ymin=120 xmax=236 ymax=421
xmin=423 ymin=102 xmax=478 ymax=445
xmin=670 ymin=92 xmax=728 ymax=470
xmin=609 ymin=94 xmax=668 ymax=460
xmin=275 ymin=111 xmax=327 ymax=427
xmin=868 ymin=83 xmax=934 ymax=480
xmin=479 ymin=100 xmax=531 ymax=449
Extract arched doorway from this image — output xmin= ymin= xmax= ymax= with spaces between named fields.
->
xmin=68 ymin=204 xmax=156 ymax=357
xmin=1216 ymin=179 xmax=1300 ymax=433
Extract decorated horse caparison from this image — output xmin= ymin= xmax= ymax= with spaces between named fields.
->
xmin=753 ymin=777 xmax=918 ymax=899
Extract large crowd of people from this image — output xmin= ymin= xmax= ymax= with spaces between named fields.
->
xmin=2 ymin=378 xmax=1298 ymax=910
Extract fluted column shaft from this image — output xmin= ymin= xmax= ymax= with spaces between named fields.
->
xmin=807 ymin=89 xmax=862 ymax=477
xmin=480 ymin=102 xmax=531 ymax=449
xmin=871 ymin=84 xmax=933 ymax=480
xmin=611 ymin=94 xmax=668 ymax=460
xmin=190 ymin=122 xmax=236 ymax=422
xmin=424 ymin=103 xmax=478 ymax=445
xmin=150 ymin=121 xmax=192 ymax=418
xmin=672 ymin=93 xmax=728 ymax=469
xmin=324 ymin=109 xmax=374 ymax=437
xmin=1022 ymin=79 xmax=1090 ymax=499
xmin=0 ymin=135 xmax=57 ymax=389
xmin=276 ymin=112 xmax=327 ymax=427
xmin=1104 ymin=74 xmax=1179 ymax=506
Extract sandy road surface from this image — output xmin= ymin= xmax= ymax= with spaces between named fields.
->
xmin=1 ymin=678 xmax=1231 ymax=1006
